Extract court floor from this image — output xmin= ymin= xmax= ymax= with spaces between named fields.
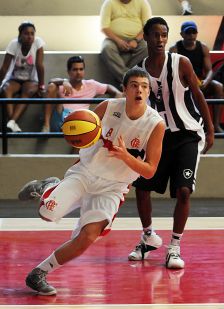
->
xmin=0 ymin=217 xmax=223 ymax=309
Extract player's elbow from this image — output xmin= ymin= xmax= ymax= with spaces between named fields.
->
xmin=142 ymin=166 xmax=157 ymax=179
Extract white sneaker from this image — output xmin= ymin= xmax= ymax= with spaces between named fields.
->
xmin=166 ymin=245 xmax=185 ymax=269
xmin=128 ymin=232 xmax=162 ymax=261
xmin=181 ymin=0 xmax=192 ymax=15
xmin=7 ymin=120 xmax=22 ymax=132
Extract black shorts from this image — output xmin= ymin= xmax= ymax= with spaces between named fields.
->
xmin=133 ymin=130 xmax=204 ymax=198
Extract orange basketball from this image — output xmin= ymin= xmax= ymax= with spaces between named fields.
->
xmin=61 ymin=109 xmax=102 ymax=148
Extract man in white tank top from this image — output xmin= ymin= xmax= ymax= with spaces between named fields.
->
xmin=18 ymin=67 xmax=165 ymax=295
xmin=128 ymin=17 xmax=214 ymax=269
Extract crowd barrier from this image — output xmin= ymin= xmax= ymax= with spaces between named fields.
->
xmin=0 ymin=97 xmax=224 ymax=155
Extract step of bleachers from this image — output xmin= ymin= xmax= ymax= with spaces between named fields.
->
xmin=1 ymin=0 xmax=223 ymax=16
xmin=0 ymin=16 xmax=223 ymax=52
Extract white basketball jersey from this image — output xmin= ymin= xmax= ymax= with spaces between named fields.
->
xmin=79 ymin=98 xmax=163 ymax=183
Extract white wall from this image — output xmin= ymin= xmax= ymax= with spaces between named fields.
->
xmin=0 ymin=16 xmax=222 ymax=52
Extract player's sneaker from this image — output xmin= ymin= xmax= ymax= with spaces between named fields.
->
xmin=128 ymin=231 xmax=162 ymax=261
xmin=166 ymin=245 xmax=185 ymax=269
xmin=181 ymin=0 xmax=192 ymax=15
xmin=18 ymin=177 xmax=60 ymax=201
xmin=26 ymin=268 xmax=56 ymax=295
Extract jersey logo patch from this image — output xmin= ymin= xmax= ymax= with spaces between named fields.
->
xmin=131 ymin=137 xmax=140 ymax=148
xmin=183 ymin=169 xmax=193 ymax=179
xmin=113 ymin=112 xmax=121 ymax=118
xmin=45 ymin=200 xmax=57 ymax=211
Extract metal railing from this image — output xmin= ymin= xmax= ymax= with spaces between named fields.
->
xmin=0 ymin=98 xmax=224 ymax=155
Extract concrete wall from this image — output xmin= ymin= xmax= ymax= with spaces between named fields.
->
xmin=0 ymin=0 xmax=223 ymax=16
xmin=0 ymin=16 xmax=222 ymax=51
xmin=0 ymin=155 xmax=223 ymax=199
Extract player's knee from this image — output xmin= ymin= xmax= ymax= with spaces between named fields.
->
xmin=82 ymin=221 xmax=108 ymax=243
xmin=176 ymin=187 xmax=191 ymax=203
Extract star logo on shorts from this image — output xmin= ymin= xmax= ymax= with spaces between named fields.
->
xmin=183 ymin=169 xmax=193 ymax=179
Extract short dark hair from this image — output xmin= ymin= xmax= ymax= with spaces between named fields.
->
xmin=122 ymin=66 xmax=150 ymax=87
xmin=143 ymin=17 xmax=169 ymax=35
xmin=67 ymin=56 xmax=85 ymax=71
xmin=18 ymin=21 xmax=36 ymax=35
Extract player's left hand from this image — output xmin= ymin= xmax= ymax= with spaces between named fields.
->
xmin=108 ymin=135 xmax=128 ymax=160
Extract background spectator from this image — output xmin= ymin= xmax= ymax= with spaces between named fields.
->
xmin=100 ymin=0 xmax=152 ymax=88
xmin=169 ymin=21 xmax=224 ymax=133
xmin=42 ymin=56 xmax=122 ymax=132
xmin=0 ymin=21 xmax=45 ymax=132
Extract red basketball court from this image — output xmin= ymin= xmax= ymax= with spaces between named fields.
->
xmin=0 ymin=217 xmax=223 ymax=309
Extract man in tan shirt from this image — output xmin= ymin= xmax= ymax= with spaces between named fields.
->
xmin=100 ymin=0 xmax=152 ymax=88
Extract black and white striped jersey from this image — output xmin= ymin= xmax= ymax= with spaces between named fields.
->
xmin=140 ymin=52 xmax=204 ymax=134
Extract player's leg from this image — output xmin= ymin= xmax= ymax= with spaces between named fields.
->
xmin=26 ymin=176 xmax=124 ymax=295
xmin=128 ymin=188 xmax=162 ymax=261
xmin=166 ymin=130 xmax=204 ymax=269
xmin=128 ymin=148 xmax=170 ymax=261
xmin=26 ymin=219 xmax=108 ymax=295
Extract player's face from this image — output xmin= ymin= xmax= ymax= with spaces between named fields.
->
xmin=68 ymin=63 xmax=85 ymax=82
xmin=124 ymin=76 xmax=150 ymax=105
xmin=144 ymin=24 xmax=168 ymax=53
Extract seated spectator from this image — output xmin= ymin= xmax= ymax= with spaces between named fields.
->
xmin=42 ymin=56 xmax=123 ymax=132
xmin=169 ymin=21 xmax=224 ymax=133
xmin=178 ymin=0 xmax=192 ymax=15
xmin=100 ymin=0 xmax=152 ymax=88
xmin=0 ymin=21 xmax=45 ymax=132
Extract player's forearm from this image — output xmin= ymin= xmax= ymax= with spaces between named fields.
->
xmin=123 ymin=153 xmax=157 ymax=179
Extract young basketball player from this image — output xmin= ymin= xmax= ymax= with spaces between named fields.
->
xmin=18 ymin=67 xmax=165 ymax=295
xmin=128 ymin=17 xmax=214 ymax=268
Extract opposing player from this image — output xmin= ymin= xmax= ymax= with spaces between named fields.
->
xmin=128 ymin=17 xmax=214 ymax=268
xmin=18 ymin=67 xmax=165 ymax=295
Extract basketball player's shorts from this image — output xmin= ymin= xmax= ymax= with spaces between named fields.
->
xmin=39 ymin=162 xmax=129 ymax=238
xmin=133 ymin=129 xmax=205 ymax=198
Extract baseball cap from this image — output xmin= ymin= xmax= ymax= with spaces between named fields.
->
xmin=181 ymin=21 xmax=198 ymax=33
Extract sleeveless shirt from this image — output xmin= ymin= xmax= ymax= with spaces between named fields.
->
xmin=80 ymin=98 xmax=163 ymax=183
xmin=140 ymin=52 xmax=204 ymax=135
xmin=176 ymin=40 xmax=204 ymax=78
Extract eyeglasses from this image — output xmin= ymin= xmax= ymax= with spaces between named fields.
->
xmin=184 ymin=29 xmax=198 ymax=35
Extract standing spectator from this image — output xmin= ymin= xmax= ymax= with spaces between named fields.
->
xmin=100 ymin=0 xmax=152 ymax=88
xmin=0 ymin=21 xmax=45 ymax=132
xmin=128 ymin=17 xmax=214 ymax=268
xmin=178 ymin=0 xmax=192 ymax=15
xmin=169 ymin=21 xmax=224 ymax=133
xmin=41 ymin=56 xmax=122 ymax=132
